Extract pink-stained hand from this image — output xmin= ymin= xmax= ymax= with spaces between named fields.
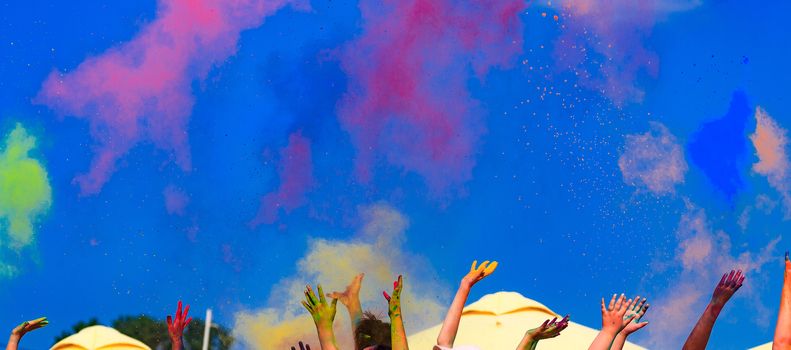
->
xmin=166 ymin=301 xmax=192 ymax=349
xmin=528 ymin=315 xmax=570 ymax=340
xmin=327 ymin=273 xmax=364 ymax=308
xmin=711 ymin=269 xmax=744 ymax=306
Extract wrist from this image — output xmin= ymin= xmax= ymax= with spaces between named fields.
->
xmin=459 ymin=279 xmax=475 ymax=290
xmin=7 ymin=334 xmax=20 ymax=345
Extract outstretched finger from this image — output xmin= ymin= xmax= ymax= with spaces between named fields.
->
xmin=167 ymin=315 xmax=173 ymax=328
xmin=182 ymin=304 xmax=190 ymax=323
xmin=318 ymin=284 xmax=327 ymax=304
xmin=484 ymin=261 xmax=498 ymax=276
xmin=301 ymin=301 xmax=314 ymax=314
xmin=383 ymin=291 xmax=391 ymax=302
xmin=331 ymin=297 xmax=338 ymax=310
xmin=608 ymin=294 xmax=617 ymax=310
xmin=470 ymin=260 xmax=478 ymax=273
xmin=614 ymin=294 xmax=625 ymax=310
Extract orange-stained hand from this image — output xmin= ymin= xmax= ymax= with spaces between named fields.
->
xmin=601 ymin=294 xmax=636 ymax=334
xmin=461 ymin=260 xmax=498 ymax=288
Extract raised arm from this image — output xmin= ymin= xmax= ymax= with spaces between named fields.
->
xmin=302 ymin=284 xmax=340 ymax=350
xmin=166 ymin=301 xmax=192 ymax=350
xmin=774 ymin=253 xmax=791 ymax=350
xmin=682 ymin=269 xmax=744 ymax=350
xmin=611 ymin=297 xmax=649 ymax=350
xmin=327 ymin=273 xmax=364 ymax=349
xmin=517 ymin=315 xmax=569 ymax=350
xmin=6 ymin=317 xmax=48 ymax=350
xmin=588 ymin=294 xmax=636 ymax=350
xmin=436 ymin=260 xmax=498 ymax=348
xmin=384 ymin=275 xmax=408 ymax=350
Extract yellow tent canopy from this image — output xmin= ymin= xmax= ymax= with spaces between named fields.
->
xmin=749 ymin=342 xmax=771 ymax=349
xmin=408 ymin=291 xmax=647 ymax=350
xmin=50 ymin=325 xmax=151 ymax=350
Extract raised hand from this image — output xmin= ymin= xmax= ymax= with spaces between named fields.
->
xmin=302 ymin=284 xmax=338 ymax=327
xmin=166 ymin=301 xmax=192 ymax=350
xmin=384 ymin=275 xmax=409 ymax=350
xmin=383 ymin=275 xmax=404 ymax=318
xmin=518 ymin=316 xmax=569 ymax=350
xmin=682 ymin=269 xmax=745 ymax=350
xmin=602 ymin=294 xmax=636 ymax=333
xmin=291 ymin=341 xmax=311 ymax=350
xmin=588 ymin=294 xmax=636 ymax=350
xmin=461 ymin=260 xmax=498 ymax=288
xmin=621 ymin=297 xmax=649 ymax=335
xmin=711 ymin=270 xmax=744 ymax=306
xmin=327 ymin=273 xmax=364 ymax=309
xmin=611 ymin=297 xmax=650 ymax=350
xmin=529 ymin=315 xmax=570 ymax=340
xmin=7 ymin=317 xmax=48 ymax=350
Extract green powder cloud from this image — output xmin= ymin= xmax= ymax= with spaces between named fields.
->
xmin=0 ymin=123 xmax=52 ymax=250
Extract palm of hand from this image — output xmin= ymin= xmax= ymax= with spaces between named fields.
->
xmin=12 ymin=317 xmax=48 ymax=337
xmin=621 ymin=297 xmax=649 ymax=335
xmin=462 ymin=260 xmax=498 ymax=287
xmin=329 ymin=273 xmax=363 ymax=307
xmin=601 ymin=294 xmax=634 ymax=332
xmin=302 ymin=284 xmax=338 ymax=326
xmin=711 ymin=270 xmax=744 ymax=306
xmin=383 ymin=275 xmax=404 ymax=317
xmin=529 ymin=316 xmax=569 ymax=340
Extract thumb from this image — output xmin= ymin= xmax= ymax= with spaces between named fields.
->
xmin=636 ymin=321 xmax=649 ymax=330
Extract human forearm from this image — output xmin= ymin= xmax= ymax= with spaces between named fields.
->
xmin=316 ymin=324 xmax=339 ymax=350
xmin=170 ymin=338 xmax=182 ymax=350
xmin=775 ymin=265 xmax=791 ymax=348
xmin=682 ymin=303 xmax=722 ymax=350
xmin=391 ymin=316 xmax=409 ymax=350
xmin=516 ymin=334 xmax=538 ymax=350
xmin=437 ymin=283 xmax=471 ymax=347
xmin=6 ymin=335 xmax=19 ymax=350
xmin=610 ymin=333 xmax=627 ymax=350
xmin=588 ymin=329 xmax=618 ymax=350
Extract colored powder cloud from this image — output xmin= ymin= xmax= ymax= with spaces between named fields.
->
xmin=163 ymin=185 xmax=189 ymax=216
xmin=35 ymin=0 xmax=307 ymax=195
xmin=687 ymin=91 xmax=751 ymax=201
xmin=0 ymin=123 xmax=52 ymax=251
xmin=618 ymin=122 xmax=687 ymax=195
xmin=644 ymin=201 xmax=779 ymax=348
xmin=550 ymin=0 xmax=700 ymax=104
xmin=336 ymin=0 xmax=526 ymax=195
xmin=250 ymin=131 xmax=314 ymax=227
xmin=234 ymin=203 xmax=448 ymax=349
xmin=750 ymin=107 xmax=791 ymax=218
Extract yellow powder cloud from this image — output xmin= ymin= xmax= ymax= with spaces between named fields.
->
xmin=234 ymin=204 xmax=448 ymax=349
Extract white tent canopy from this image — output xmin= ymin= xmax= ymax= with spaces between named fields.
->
xmin=408 ymin=291 xmax=646 ymax=350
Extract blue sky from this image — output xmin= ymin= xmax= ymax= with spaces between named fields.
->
xmin=1 ymin=0 xmax=791 ymax=349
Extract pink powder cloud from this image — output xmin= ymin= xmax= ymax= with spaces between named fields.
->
xmin=250 ymin=131 xmax=314 ymax=227
xmin=645 ymin=201 xmax=780 ymax=348
xmin=163 ymin=185 xmax=189 ymax=216
xmin=336 ymin=0 xmax=526 ymax=195
xmin=550 ymin=0 xmax=699 ymax=104
xmin=750 ymin=107 xmax=791 ymax=218
xmin=618 ymin=122 xmax=687 ymax=195
xmin=35 ymin=0 xmax=307 ymax=195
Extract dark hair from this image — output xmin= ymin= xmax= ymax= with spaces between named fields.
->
xmin=355 ymin=311 xmax=391 ymax=350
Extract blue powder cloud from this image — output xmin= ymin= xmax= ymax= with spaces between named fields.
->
xmin=687 ymin=90 xmax=751 ymax=201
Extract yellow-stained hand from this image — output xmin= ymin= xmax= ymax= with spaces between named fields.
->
xmin=302 ymin=284 xmax=338 ymax=328
xmin=461 ymin=260 xmax=498 ymax=288
xmin=10 ymin=317 xmax=48 ymax=339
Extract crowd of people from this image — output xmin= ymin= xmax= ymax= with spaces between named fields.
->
xmin=5 ymin=255 xmax=791 ymax=349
